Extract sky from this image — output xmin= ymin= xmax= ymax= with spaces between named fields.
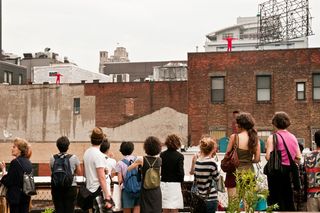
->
xmin=2 ymin=0 xmax=320 ymax=72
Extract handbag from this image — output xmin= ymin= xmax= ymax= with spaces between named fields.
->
xmin=277 ymin=133 xmax=302 ymax=190
xmin=215 ymin=175 xmax=226 ymax=193
xmin=0 ymin=183 xmax=7 ymax=197
xmin=221 ymin=134 xmax=240 ymax=173
xmin=77 ymin=184 xmax=94 ymax=210
xmin=17 ymin=159 xmax=37 ymax=196
xmin=263 ymin=134 xmax=283 ymax=175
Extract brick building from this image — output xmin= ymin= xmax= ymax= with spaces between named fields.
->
xmin=188 ymin=48 xmax=320 ymax=147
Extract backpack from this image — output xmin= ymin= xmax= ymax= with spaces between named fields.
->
xmin=122 ymin=158 xmax=141 ymax=194
xmin=51 ymin=154 xmax=74 ymax=188
xmin=143 ymin=157 xmax=160 ymax=189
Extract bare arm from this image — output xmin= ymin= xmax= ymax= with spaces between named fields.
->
xmin=127 ymin=158 xmax=143 ymax=171
xmin=74 ymin=164 xmax=82 ymax=176
xmin=226 ymin=134 xmax=236 ymax=153
xmin=265 ymin=135 xmax=274 ymax=161
xmin=96 ymin=167 xmax=110 ymax=200
xmin=253 ymin=140 xmax=261 ymax=163
xmin=117 ymin=172 xmax=123 ymax=185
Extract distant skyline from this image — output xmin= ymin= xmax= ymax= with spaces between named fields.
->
xmin=3 ymin=0 xmax=320 ymax=72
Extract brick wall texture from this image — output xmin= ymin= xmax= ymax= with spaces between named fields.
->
xmin=188 ymin=48 xmax=320 ymax=147
xmin=85 ymin=81 xmax=188 ymax=128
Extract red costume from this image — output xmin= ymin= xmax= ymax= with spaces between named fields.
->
xmin=55 ymin=73 xmax=63 ymax=84
xmin=223 ymin=36 xmax=238 ymax=52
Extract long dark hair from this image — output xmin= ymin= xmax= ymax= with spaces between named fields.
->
xmin=236 ymin=112 xmax=258 ymax=154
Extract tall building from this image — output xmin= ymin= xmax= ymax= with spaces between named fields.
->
xmin=99 ymin=47 xmax=130 ymax=73
xmin=204 ymin=16 xmax=308 ymax=52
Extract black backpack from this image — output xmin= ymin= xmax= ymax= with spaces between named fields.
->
xmin=51 ymin=154 xmax=73 ymax=188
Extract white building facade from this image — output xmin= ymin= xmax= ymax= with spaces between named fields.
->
xmin=33 ymin=64 xmax=112 ymax=84
xmin=204 ymin=16 xmax=308 ymax=52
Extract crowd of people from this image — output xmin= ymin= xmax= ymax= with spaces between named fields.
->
xmin=0 ymin=111 xmax=320 ymax=213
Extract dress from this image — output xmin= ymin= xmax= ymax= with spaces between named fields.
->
xmin=0 ymin=156 xmax=33 ymax=213
xmin=140 ymin=156 xmax=162 ymax=213
xmin=225 ymin=145 xmax=253 ymax=188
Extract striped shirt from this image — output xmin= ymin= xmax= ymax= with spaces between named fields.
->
xmin=194 ymin=156 xmax=219 ymax=201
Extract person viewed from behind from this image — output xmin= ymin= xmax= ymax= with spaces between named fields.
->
xmin=84 ymin=127 xmax=113 ymax=212
xmin=100 ymin=138 xmax=116 ymax=205
xmin=128 ymin=136 xmax=162 ymax=213
xmin=265 ymin=111 xmax=301 ymax=211
xmin=194 ymin=136 xmax=220 ymax=213
xmin=160 ymin=134 xmax=184 ymax=213
xmin=304 ymin=130 xmax=320 ymax=211
xmin=224 ymin=112 xmax=260 ymax=201
xmin=115 ymin=141 xmax=140 ymax=213
xmin=0 ymin=138 xmax=33 ymax=213
xmin=50 ymin=136 xmax=81 ymax=213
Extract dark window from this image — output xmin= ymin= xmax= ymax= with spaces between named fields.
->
xmin=296 ymin=82 xmax=305 ymax=100
xmin=313 ymin=74 xmax=320 ymax=100
xmin=211 ymin=77 xmax=224 ymax=103
xmin=257 ymin=75 xmax=271 ymax=101
xmin=73 ymin=98 xmax=80 ymax=114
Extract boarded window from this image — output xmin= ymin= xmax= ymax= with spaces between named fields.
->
xmin=125 ymin=98 xmax=135 ymax=116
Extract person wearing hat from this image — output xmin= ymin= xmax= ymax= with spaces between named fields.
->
xmin=83 ymin=127 xmax=113 ymax=211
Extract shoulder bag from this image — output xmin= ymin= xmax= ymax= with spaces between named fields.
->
xmin=277 ymin=133 xmax=301 ymax=190
xmin=263 ymin=134 xmax=283 ymax=175
xmin=221 ymin=134 xmax=240 ymax=173
xmin=17 ymin=159 xmax=37 ymax=196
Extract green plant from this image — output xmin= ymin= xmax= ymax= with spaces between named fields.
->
xmin=41 ymin=208 xmax=54 ymax=213
xmin=227 ymin=169 xmax=278 ymax=213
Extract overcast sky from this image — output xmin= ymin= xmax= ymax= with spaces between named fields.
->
xmin=3 ymin=0 xmax=320 ymax=72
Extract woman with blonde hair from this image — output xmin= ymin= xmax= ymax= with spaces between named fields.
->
xmin=194 ymin=136 xmax=220 ymax=213
xmin=0 ymin=138 xmax=33 ymax=213
xmin=224 ymin=112 xmax=260 ymax=200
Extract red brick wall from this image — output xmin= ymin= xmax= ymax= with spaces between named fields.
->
xmin=188 ymin=48 xmax=320 ymax=146
xmin=85 ymin=81 xmax=188 ymax=128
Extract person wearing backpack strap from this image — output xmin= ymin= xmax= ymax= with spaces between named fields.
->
xmin=128 ymin=136 xmax=162 ymax=213
xmin=0 ymin=138 xmax=33 ymax=213
xmin=160 ymin=134 xmax=184 ymax=213
xmin=50 ymin=136 xmax=81 ymax=213
xmin=115 ymin=141 xmax=141 ymax=213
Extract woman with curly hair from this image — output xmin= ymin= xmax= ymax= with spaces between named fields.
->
xmin=224 ymin=112 xmax=260 ymax=201
xmin=160 ymin=134 xmax=184 ymax=213
xmin=128 ymin=136 xmax=162 ymax=213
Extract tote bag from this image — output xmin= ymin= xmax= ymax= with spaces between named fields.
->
xmin=221 ymin=134 xmax=240 ymax=173
xmin=263 ymin=134 xmax=283 ymax=176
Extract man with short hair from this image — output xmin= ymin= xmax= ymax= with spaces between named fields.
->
xmin=50 ymin=136 xmax=81 ymax=213
xmin=83 ymin=127 xmax=113 ymax=212
xmin=305 ymin=130 xmax=320 ymax=211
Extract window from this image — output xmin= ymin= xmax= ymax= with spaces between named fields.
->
xmin=18 ymin=74 xmax=23 ymax=85
xmin=125 ymin=98 xmax=135 ymax=116
xmin=313 ymin=74 xmax=320 ymax=100
xmin=296 ymin=82 xmax=305 ymax=100
xmin=4 ymin=71 xmax=12 ymax=84
xmin=73 ymin=98 xmax=80 ymax=114
xmin=257 ymin=75 xmax=271 ymax=101
xmin=211 ymin=77 xmax=224 ymax=103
